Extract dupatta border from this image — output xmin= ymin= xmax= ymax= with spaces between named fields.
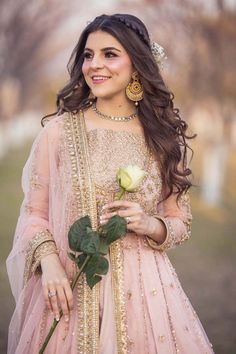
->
xmin=64 ymin=110 xmax=129 ymax=354
xmin=64 ymin=111 xmax=100 ymax=354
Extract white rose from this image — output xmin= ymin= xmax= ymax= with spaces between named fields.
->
xmin=116 ymin=165 xmax=147 ymax=192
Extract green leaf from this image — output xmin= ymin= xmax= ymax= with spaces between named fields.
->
xmin=104 ymin=215 xmax=127 ymax=245
xmin=84 ymin=253 xmax=109 ymax=289
xmin=80 ymin=228 xmax=100 ymax=255
xmin=68 ymin=215 xmax=92 ymax=252
xmin=85 ymin=253 xmax=109 ymax=277
xmin=99 ymin=238 xmax=109 ymax=255
xmin=76 ymin=253 xmax=88 ymax=270
xmin=86 ymin=274 xmax=102 ymax=289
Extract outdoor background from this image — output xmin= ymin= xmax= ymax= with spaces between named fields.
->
xmin=0 ymin=0 xmax=235 ymax=353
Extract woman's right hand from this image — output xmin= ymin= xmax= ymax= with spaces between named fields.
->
xmin=41 ymin=253 xmax=73 ymax=322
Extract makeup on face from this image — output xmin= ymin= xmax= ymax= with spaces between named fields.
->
xmin=82 ymin=31 xmax=133 ymax=99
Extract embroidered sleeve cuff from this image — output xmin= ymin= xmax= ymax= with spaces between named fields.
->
xmin=23 ymin=229 xmax=58 ymax=285
xmin=145 ymin=215 xmax=175 ymax=252
xmin=32 ymin=240 xmax=59 ymax=275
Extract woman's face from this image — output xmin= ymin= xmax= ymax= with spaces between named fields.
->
xmin=82 ymin=30 xmax=134 ymax=100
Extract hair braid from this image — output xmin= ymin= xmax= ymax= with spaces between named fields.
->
xmin=114 ymin=14 xmax=150 ymax=47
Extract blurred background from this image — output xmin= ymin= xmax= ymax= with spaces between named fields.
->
xmin=0 ymin=0 xmax=235 ymax=353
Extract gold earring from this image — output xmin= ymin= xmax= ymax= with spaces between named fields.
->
xmin=126 ymin=72 xmax=143 ymax=106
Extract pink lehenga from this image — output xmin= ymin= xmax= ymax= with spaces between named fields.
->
xmin=6 ymin=111 xmax=214 ymax=354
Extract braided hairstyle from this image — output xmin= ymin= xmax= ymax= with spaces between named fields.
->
xmin=42 ymin=14 xmax=195 ymax=201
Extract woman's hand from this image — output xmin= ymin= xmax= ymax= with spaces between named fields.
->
xmin=41 ymin=253 xmax=73 ymax=322
xmin=100 ymin=200 xmax=165 ymax=239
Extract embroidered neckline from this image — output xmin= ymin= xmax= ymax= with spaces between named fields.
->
xmin=86 ymin=127 xmax=145 ymax=140
xmin=86 ymin=128 xmax=153 ymax=193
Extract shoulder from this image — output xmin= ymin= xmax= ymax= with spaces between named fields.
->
xmin=42 ymin=113 xmax=68 ymax=130
xmin=40 ymin=112 xmax=72 ymax=138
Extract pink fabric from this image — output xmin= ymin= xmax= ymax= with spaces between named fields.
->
xmin=6 ymin=115 xmax=214 ymax=353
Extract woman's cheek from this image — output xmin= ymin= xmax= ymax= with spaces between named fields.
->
xmin=107 ymin=58 xmax=131 ymax=72
xmin=82 ymin=61 xmax=90 ymax=76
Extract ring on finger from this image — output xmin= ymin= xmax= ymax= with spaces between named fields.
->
xmin=48 ymin=290 xmax=57 ymax=298
xmin=125 ymin=216 xmax=131 ymax=224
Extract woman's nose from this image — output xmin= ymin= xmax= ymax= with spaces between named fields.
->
xmin=90 ymin=55 xmax=104 ymax=69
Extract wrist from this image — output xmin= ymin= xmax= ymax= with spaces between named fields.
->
xmin=147 ymin=216 xmax=167 ymax=244
xmin=40 ymin=252 xmax=60 ymax=268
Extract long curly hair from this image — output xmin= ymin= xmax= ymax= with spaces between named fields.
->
xmin=42 ymin=13 xmax=195 ymax=201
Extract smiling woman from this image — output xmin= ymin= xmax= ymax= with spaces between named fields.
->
xmin=82 ymin=31 xmax=133 ymax=105
xmin=6 ymin=13 xmax=214 ymax=354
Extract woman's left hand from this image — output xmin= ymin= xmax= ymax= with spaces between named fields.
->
xmin=100 ymin=200 xmax=154 ymax=236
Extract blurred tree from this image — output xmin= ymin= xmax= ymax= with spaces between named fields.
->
xmin=0 ymin=0 xmax=71 ymax=119
xmin=121 ymin=0 xmax=236 ymax=116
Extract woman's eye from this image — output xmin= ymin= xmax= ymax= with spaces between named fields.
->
xmin=84 ymin=52 xmax=92 ymax=60
xmin=105 ymin=51 xmax=117 ymax=58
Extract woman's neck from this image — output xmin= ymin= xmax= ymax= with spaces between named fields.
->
xmin=95 ymin=97 xmax=136 ymax=117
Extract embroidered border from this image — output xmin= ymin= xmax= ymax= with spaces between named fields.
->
xmin=145 ymin=216 xmax=175 ymax=251
xmin=64 ymin=111 xmax=100 ymax=354
xmin=23 ymin=229 xmax=55 ymax=286
xmin=110 ymin=240 xmax=129 ymax=354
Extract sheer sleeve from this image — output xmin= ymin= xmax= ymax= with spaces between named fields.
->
xmin=6 ymin=120 xmax=59 ymax=302
xmin=146 ymin=190 xmax=192 ymax=251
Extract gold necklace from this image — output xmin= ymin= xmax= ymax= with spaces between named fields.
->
xmin=92 ymin=101 xmax=137 ymax=122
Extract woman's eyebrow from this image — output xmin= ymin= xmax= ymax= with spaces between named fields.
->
xmin=84 ymin=47 xmax=121 ymax=52
xmin=101 ymin=47 xmax=121 ymax=52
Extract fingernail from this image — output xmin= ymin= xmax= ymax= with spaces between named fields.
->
xmin=56 ymin=315 xmax=60 ymax=321
xmin=65 ymin=315 xmax=69 ymax=322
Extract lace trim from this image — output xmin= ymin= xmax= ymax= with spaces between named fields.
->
xmin=23 ymin=229 xmax=56 ymax=286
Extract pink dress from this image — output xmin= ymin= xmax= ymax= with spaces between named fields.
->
xmin=6 ymin=114 xmax=214 ymax=353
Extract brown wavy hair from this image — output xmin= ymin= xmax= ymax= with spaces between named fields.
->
xmin=42 ymin=13 xmax=195 ymax=201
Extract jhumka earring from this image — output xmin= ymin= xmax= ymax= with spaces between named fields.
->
xmin=126 ymin=72 xmax=143 ymax=106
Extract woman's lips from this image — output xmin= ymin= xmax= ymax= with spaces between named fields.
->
xmin=91 ymin=75 xmax=111 ymax=84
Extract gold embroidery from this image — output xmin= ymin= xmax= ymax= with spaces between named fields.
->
xmin=145 ymin=190 xmax=192 ymax=251
xmin=32 ymin=240 xmax=59 ymax=275
xmin=137 ymin=238 xmax=149 ymax=349
xmin=158 ymin=335 xmax=166 ymax=342
xmin=87 ymin=128 xmax=162 ymax=217
xmin=64 ymin=111 xmax=100 ymax=354
xmin=127 ymin=290 xmax=132 ymax=300
xmin=23 ymin=229 xmax=55 ymax=286
xmin=110 ymin=240 xmax=129 ymax=354
xmin=155 ymin=253 xmax=180 ymax=353
xmin=179 ymin=191 xmax=192 ymax=243
xmin=151 ymin=288 xmax=158 ymax=295
xmin=145 ymin=215 xmax=175 ymax=251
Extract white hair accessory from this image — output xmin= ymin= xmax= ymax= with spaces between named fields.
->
xmin=151 ymin=41 xmax=167 ymax=69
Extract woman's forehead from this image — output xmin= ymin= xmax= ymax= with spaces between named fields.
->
xmin=85 ymin=30 xmax=125 ymax=52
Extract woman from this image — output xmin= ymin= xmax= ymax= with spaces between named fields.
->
xmin=6 ymin=14 xmax=214 ymax=354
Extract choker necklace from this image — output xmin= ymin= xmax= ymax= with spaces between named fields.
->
xmin=92 ymin=101 xmax=137 ymax=122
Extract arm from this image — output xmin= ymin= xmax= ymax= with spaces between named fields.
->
xmin=6 ymin=120 xmax=59 ymax=300
xmin=7 ymin=117 xmax=73 ymax=321
xmin=145 ymin=191 xmax=192 ymax=251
